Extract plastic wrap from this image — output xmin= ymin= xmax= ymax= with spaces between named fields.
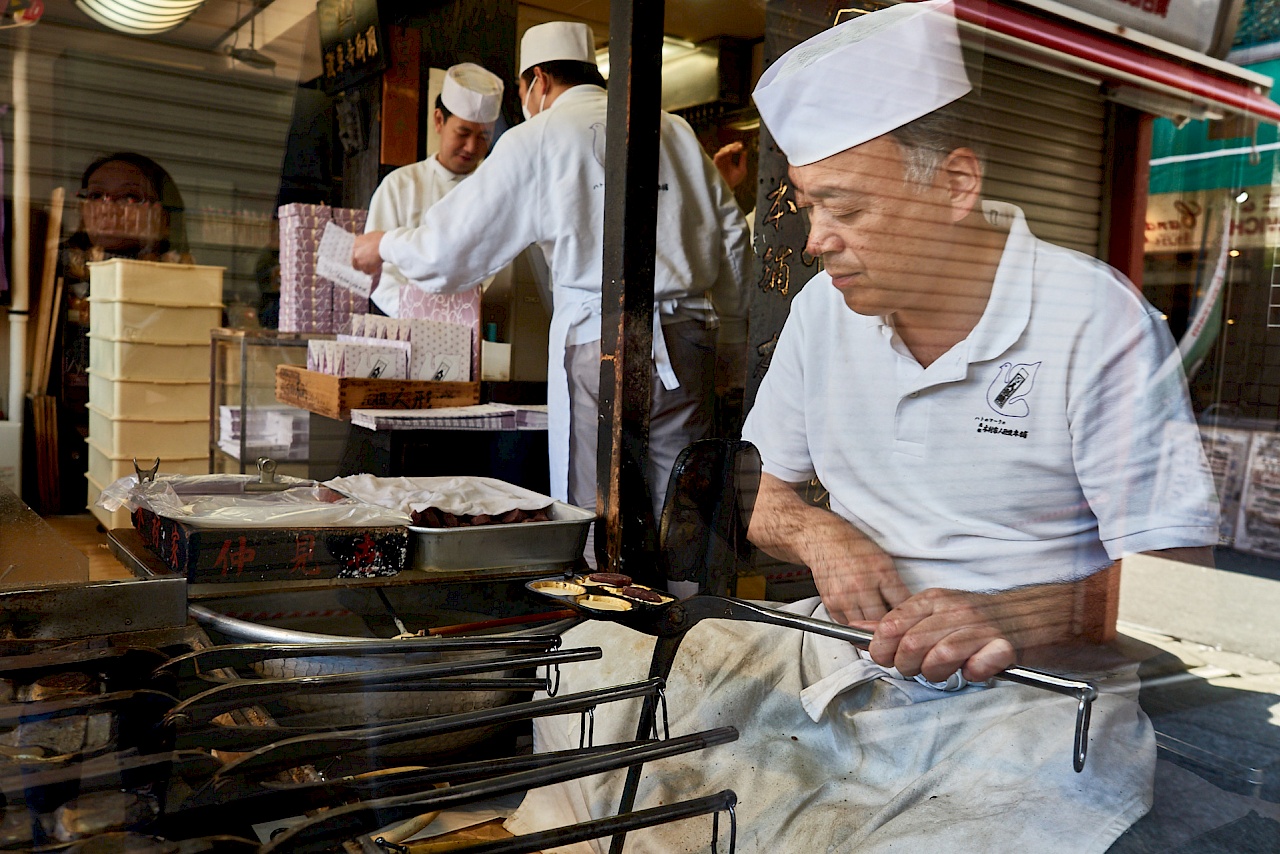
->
xmin=97 ymin=474 xmax=411 ymax=529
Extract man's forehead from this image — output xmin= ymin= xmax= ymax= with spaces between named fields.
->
xmin=447 ymin=117 xmax=493 ymax=134
xmin=789 ymin=137 xmax=902 ymax=195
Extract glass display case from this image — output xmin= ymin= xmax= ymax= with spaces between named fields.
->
xmin=209 ymin=328 xmax=314 ymax=476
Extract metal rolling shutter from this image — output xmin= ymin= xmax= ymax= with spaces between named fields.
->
xmin=50 ymin=50 xmax=295 ymax=307
xmin=976 ymin=54 xmax=1108 ymax=256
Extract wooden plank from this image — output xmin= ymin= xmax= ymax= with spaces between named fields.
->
xmin=29 ymin=188 xmax=65 ymax=396
xmin=275 ymin=365 xmax=480 ymax=420
xmin=597 ymin=0 xmax=665 ymax=580
xmin=380 ymin=26 xmax=421 ymax=168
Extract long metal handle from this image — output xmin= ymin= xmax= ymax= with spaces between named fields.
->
xmin=677 ymin=597 xmax=1099 ymax=772
xmin=157 ymin=634 xmax=565 ymax=678
xmin=261 ymin=730 xmax=738 ymax=854
xmin=444 ymin=791 xmax=738 ymax=854
xmin=165 ymin=647 xmax=599 ymax=728
xmin=212 ymin=676 xmax=670 ymax=780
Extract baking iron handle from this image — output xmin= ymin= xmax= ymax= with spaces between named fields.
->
xmin=157 ymin=634 xmax=565 ymax=680
xmin=166 ymin=647 xmax=600 ymax=727
xmin=420 ymin=791 xmax=738 ymax=854
xmin=213 ymin=676 xmax=669 ymax=780
xmin=163 ymin=740 xmax=659 ymax=836
xmin=260 ymin=728 xmax=739 ymax=854
xmin=679 ymin=596 xmax=1099 ymax=772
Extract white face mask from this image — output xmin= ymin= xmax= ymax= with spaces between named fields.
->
xmin=521 ymin=74 xmax=548 ymax=121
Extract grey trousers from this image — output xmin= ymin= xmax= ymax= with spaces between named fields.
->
xmin=565 ymin=319 xmax=716 ymax=526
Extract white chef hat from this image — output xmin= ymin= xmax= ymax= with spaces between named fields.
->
xmin=519 ymin=21 xmax=596 ymax=75
xmin=440 ymin=62 xmax=504 ymax=124
xmin=753 ymin=0 xmax=971 ymax=166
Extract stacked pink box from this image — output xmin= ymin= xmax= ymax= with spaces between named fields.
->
xmin=278 ymin=203 xmax=377 ymax=333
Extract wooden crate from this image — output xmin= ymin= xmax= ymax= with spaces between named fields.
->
xmin=132 ymin=506 xmax=407 ymax=583
xmin=275 ymin=365 xmax=480 ymax=420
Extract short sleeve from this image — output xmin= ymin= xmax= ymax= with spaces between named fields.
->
xmin=1069 ymin=307 xmax=1220 ymax=557
xmin=742 ymin=293 xmax=818 ymax=484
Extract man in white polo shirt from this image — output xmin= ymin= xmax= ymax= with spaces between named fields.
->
xmin=507 ymin=6 xmax=1219 ymax=850
xmin=742 ymin=0 xmax=1217 ymax=685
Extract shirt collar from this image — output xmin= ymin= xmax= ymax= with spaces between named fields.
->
xmin=964 ymin=201 xmax=1034 ymax=364
xmin=427 ymin=153 xmax=471 ymax=184
xmin=834 ymin=203 xmax=1034 ymax=350
xmin=544 ymin=83 xmax=603 ymax=114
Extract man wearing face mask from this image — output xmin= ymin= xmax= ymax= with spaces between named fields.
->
xmin=353 ymin=22 xmax=750 ymax=555
xmin=365 ymin=62 xmax=503 ymax=316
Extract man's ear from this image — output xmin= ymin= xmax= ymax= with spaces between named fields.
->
xmin=942 ymin=148 xmax=983 ymax=222
xmin=433 ymin=109 xmax=445 ymax=135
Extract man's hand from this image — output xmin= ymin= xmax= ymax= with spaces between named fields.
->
xmin=748 ymin=473 xmax=911 ymax=624
xmin=353 ymin=231 xmax=386 ymax=275
xmin=866 ymin=589 xmax=1016 ymax=683
xmin=862 ymin=577 xmax=1094 ymax=682
xmin=805 ymin=527 xmax=911 ymax=625
xmin=713 ymin=142 xmax=749 ymax=190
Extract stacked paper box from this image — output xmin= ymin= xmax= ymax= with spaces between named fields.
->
xmin=217 ymin=405 xmax=309 ymax=461
xmin=85 ymin=259 xmax=222 ymax=521
xmin=278 ymin=203 xmax=377 ymax=333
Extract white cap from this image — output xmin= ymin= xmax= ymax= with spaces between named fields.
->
xmin=753 ymin=0 xmax=971 ymax=166
xmin=440 ymin=62 xmax=504 ymax=124
xmin=520 ymin=21 xmax=596 ymax=75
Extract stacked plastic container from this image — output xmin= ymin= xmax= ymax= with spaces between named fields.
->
xmin=85 ymin=258 xmax=224 ymax=529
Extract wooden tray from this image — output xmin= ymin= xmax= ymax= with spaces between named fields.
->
xmin=275 ymin=365 xmax=480 ymax=420
xmin=131 ymin=506 xmax=409 ymax=584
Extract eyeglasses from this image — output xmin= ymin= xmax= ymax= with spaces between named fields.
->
xmin=76 ymin=190 xmax=158 ymax=206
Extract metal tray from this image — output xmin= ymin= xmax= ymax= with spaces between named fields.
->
xmin=409 ymin=501 xmax=595 ymax=571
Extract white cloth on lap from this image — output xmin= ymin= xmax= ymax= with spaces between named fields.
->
xmin=505 ymin=598 xmax=1155 ymax=854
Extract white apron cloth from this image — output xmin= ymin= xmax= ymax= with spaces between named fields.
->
xmin=505 ymin=597 xmax=1155 ymax=854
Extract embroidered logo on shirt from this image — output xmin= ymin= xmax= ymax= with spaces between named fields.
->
xmin=590 ymin=123 xmax=607 ymax=168
xmin=986 ymin=361 xmax=1040 ymax=417
xmin=975 ymin=416 xmax=1028 ymax=439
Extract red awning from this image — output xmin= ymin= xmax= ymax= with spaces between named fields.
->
xmin=953 ymin=0 xmax=1280 ymax=124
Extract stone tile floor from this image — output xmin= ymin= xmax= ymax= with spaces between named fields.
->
xmin=1110 ymin=622 xmax=1280 ymax=852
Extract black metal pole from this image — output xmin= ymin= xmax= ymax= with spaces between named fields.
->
xmin=597 ymin=0 xmax=666 ymax=577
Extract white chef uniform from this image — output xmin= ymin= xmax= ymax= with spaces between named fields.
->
xmin=366 ymin=156 xmax=468 ymax=317
xmin=366 ymin=62 xmax=503 ymax=317
xmin=378 ymin=83 xmax=750 ymax=506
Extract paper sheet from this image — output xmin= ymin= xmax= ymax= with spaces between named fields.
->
xmin=316 ymin=221 xmax=374 ymax=298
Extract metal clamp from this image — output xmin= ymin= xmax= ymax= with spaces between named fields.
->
xmin=544 ymin=661 xmax=562 ymax=697
xmin=711 ymin=803 xmax=737 ymax=854
xmin=245 ymin=457 xmax=292 ymax=492
xmin=652 ymin=686 xmax=671 ymax=741
xmin=579 ymin=705 xmax=596 ymax=750
xmin=132 ymin=457 xmax=160 ymax=483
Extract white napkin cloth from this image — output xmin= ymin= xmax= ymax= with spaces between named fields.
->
xmin=326 ymin=474 xmax=554 ymax=518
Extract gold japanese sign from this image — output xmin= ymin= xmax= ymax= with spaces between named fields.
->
xmin=317 ymin=0 xmax=386 ymax=94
